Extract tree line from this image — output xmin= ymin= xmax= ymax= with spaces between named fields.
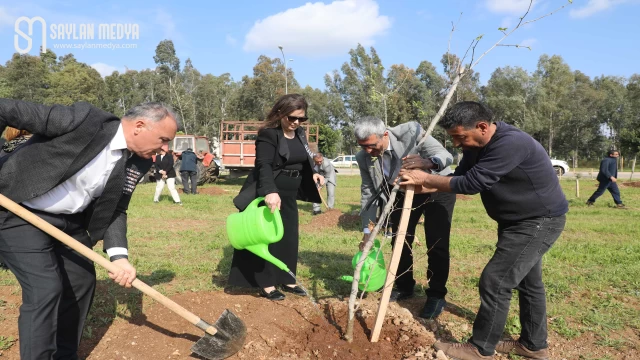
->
xmin=1 ymin=40 xmax=638 ymax=166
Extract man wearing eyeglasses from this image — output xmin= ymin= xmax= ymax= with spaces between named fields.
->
xmin=354 ymin=116 xmax=456 ymax=319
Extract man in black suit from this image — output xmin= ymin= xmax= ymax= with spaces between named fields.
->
xmin=0 ymin=100 xmax=178 ymax=360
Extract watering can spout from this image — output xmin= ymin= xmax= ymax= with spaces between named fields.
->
xmin=245 ymin=245 xmax=290 ymax=272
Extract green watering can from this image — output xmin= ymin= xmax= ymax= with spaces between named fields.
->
xmin=341 ymin=239 xmax=387 ymax=292
xmin=226 ymin=197 xmax=289 ymax=272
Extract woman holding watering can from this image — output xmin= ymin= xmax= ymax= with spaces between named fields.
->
xmin=229 ymin=94 xmax=324 ymax=301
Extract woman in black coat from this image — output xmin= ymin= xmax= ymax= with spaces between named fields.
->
xmin=228 ymin=94 xmax=324 ymax=301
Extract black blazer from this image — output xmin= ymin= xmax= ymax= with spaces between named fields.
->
xmin=154 ymin=152 xmax=176 ymax=178
xmin=233 ymin=126 xmax=321 ymax=211
xmin=0 ymin=99 xmax=151 ymax=251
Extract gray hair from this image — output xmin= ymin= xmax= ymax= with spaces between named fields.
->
xmin=123 ymin=102 xmax=179 ymax=125
xmin=354 ymin=116 xmax=386 ymax=140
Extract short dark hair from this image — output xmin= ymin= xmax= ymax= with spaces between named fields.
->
xmin=608 ymin=149 xmax=619 ymax=156
xmin=439 ymin=101 xmax=493 ymax=130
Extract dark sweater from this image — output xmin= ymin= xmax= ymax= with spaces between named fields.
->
xmin=179 ymin=150 xmax=198 ymax=172
xmin=450 ymin=122 xmax=568 ymax=222
xmin=597 ymin=156 xmax=618 ymax=182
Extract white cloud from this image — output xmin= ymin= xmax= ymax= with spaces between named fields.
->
xmin=485 ymin=0 xmax=536 ymax=14
xmin=155 ymin=8 xmax=181 ymax=40
xmin=91 ymin=63 xmax=122 ymax=77
xmin=519 ymin=38 xmax=537 ymax=48
xmin=226 ymin=34 xmax=237 ymax=46
xmin=243 ymin=0 xmax=391 ymax=57
xmin=569 ymin=0 xmax=630 ymax=18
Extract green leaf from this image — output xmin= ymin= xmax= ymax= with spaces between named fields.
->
xmin=498 ymin=27 xmax=508 ymax=31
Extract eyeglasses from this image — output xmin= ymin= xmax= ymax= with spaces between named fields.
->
xmin=286 ymin=115 xmax=309 ymax=123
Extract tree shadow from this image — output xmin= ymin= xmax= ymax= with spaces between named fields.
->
xmin=78 ymin=269 xmax=176 ymax=357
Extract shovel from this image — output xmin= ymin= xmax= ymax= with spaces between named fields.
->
xmin=0 ymin=194 xmax=246 ymax=360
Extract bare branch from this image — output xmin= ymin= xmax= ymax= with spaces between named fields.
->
xmin=497 ymin=44 xmax=532 ymax=51
xmin=447 ymin=12 xmax=463 ymax=80
xmin=470 ymin=0 xmax=571 ymax=70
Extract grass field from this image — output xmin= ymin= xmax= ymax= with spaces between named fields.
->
xmin=1 ymin=176 xmax=638 ymax=356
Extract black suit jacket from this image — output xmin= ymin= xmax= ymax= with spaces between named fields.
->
xmin=0 ymin=99 xmax=151 ymax=251
xmin=154 ymin=153 xmax=176 ymax=178
xmin=233 ymin=126 xmax=321 ymax=211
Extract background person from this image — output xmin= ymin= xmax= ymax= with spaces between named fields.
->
xmin=153 ymin=144 xmax=182 ymax=205
xmin=586 ymin=149 xmax=625 ymax=208
xmin=311 ymin=152 xmax=337 ymax=215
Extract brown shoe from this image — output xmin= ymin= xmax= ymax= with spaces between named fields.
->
xmin=433 ymin=341 xmax=493 ymax=360
xmin=495 ymin=340 xmax=549 ymax=359
xmin=616 ymin=203 xmax=626 ymax=208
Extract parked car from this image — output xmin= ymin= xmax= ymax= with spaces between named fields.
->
xmin=550 ymin=159 xmax=570 ymax=176
xmin=331 ymin=155 xmax=357 ymax=167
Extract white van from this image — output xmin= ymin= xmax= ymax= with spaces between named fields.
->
xmin=331 ymin=155 xmax=357 ymax=167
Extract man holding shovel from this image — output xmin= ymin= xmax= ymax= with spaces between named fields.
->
xmin=354 ymin=116 xmax=456 ymax=319
xmin=400 ymin=101 xmax=568 ymax=360
xmin=0 ymin=100 xmax=177 ymax=360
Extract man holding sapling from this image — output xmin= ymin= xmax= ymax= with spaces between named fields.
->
xmin=400 ymin=101 xmax=568 ymax=360
xmin=354 ymin=116 xmax=456 ymax=319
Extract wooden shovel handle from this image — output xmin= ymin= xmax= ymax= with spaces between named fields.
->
xmin=0 ymin=194 xmax=217 ymax=336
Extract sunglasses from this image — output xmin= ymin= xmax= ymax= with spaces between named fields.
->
xmin=286 ymin=115 xmax=309 ymax=123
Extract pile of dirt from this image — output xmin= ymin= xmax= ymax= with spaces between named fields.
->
xmin=301 ymin=209 xmax=360 ymax=231
xmin=622 ymin=181 xmax=640 ymax=188
xmin=195 ymin=187 xmax=226 ymax=196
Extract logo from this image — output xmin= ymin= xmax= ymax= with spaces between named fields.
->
xmin=14 ymin=16 xmax=140 ymax=54
xmin=14 ymin=16 xmax=47 ymax=54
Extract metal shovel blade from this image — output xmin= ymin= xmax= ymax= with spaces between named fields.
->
xmin=191 ymin=309 xmax=247 ymax=360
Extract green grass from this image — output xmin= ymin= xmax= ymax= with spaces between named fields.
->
xmin=1 ymin=175 xmax=638 ymax=352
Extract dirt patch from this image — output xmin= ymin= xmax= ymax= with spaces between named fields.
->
xmin=301 ymin=209 xmax=360 ymax=231
xmin=621 ymin=181 xmax=640 ymax=188
xmin=1 ymin=285 xmax=638 ymax=359
xmin=455 ymin=194 xmax=473 ymax=201
xmin=194 ymin=187 xmax=226 ymax=196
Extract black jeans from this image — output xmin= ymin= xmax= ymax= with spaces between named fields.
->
xmin=390 ymin=191 xmax=456 ymax=299
xmin=588 ymin=180 xmax=622 ymax=204
xmin=470 ymin=215 xmax=566 ymax=356
xmin=0 ymin=209 xmax=96 ymax=360
xmin=181 ymin=171 xmax=198 ymax=194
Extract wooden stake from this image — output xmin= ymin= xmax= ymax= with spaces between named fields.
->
xmin=370 ymin=186 xmax=414 ymax=342
xmin=575 ymin=178 xmax=580 ymax=198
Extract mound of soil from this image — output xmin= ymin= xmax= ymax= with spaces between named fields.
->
xmin=301 ymin=209 xmax=360 ymax=231
xmin=455 ymin=194 xmax=472 ymax=201
xmin=622 ymin=181 xmax=640 ymax=188
xmin=195 ymin=187 xmax=226 ymax=196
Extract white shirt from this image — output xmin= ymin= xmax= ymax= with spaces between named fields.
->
xmin=23 ymin=124 xmax=127 ymax=214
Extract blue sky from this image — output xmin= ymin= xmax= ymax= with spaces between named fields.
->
xmin=1 ymin=0 xmax=639 ymax=89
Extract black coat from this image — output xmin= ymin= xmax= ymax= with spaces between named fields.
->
xmin=0 ymin=99 xmax=152 ymax=250
xmin=155 ymin=153 xmax=176 ymax=178
xmin=233 ymin=126 xmax=321 ymax=211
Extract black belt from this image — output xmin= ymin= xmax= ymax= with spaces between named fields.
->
xmin=280 ymin=169 xmax=302 ymax=178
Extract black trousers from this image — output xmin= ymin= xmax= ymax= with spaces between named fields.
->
xmin=390 ymin=191 xmax=456 ymax=299
xmin=181 ymin=171 xmax=198 ymax=194
xmin=470 ymin=215 xmax=566 ymax=356
xmin=0 ymin=209 xmax=96 ymax=360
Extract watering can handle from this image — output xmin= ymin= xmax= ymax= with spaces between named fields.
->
xmin=247 ymin=196 xmax=265 ymax=209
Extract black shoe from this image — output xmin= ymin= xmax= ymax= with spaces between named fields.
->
xmin=419 ymin=297 xmax=446 ymax=319
xmin=260 ymin=288 xmax=285 ymax=301
xmin=389 ymin=289 xmax=414 ymax=302
xmin=0 ymin=262 xmax=7 ymax=270
xmin=586 ymin=200 xmax=594 ymax=206
xmin=312 ymin=210 xmax=322 ymax=216
xmin=281 ymin=285 xmax=308 ymax=296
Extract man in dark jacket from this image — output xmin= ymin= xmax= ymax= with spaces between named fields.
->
xmin=586 ymin=150 xmax=625 ymax=208
xmin=0 ymin=100 xmax=177 ymax=360
xmin=400 ymin=102 xmax=568 ymax=360
xmin=179 ymin=147 xmax=203 ymax=194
